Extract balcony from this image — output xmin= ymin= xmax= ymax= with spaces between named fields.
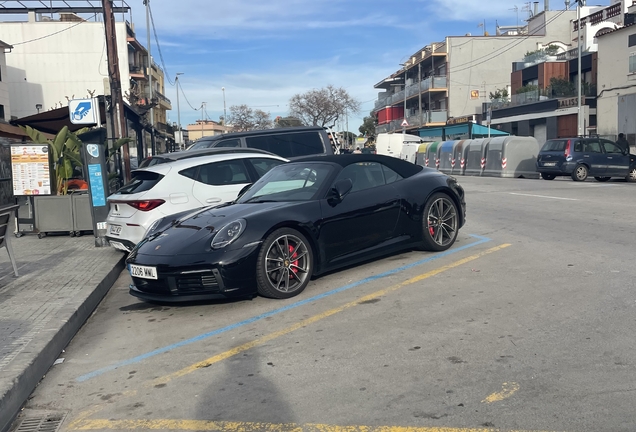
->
xmin=491 ymin=84 xmax=596 ymax=110
xmin=375 ymin=110 xmax=448 ymax=134
xmin=374 ymin=76 xmax=447 ymax=110
xmin=154 ymin=90 xmax=172 ymax=110
xmin=129 ymin=64 xmax=147 ymax=80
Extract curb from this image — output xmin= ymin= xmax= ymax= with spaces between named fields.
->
xmin=0 ymin=255 xmax=126 ymax=432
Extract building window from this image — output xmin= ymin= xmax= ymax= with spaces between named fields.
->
xmin=630 ymin=53 xmax=636 ymax=74
xmin=629 ymin=34 xmax=636 ymax=48
xmin=0 ymin=105 xmax=4 ymax=121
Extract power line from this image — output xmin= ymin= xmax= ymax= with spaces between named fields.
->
xmin=148 ymin=2 xmax=174 ymax=85
xmin=177 ymin=79 xmax=199 ymax=111
xmin=11 ymin=13 xmax=97 ymax=46
xmin=449 ymin=9 xmax=567 ymax=74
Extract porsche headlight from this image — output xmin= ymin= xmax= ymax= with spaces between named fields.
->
xmin=211 ymin=219 xmax=246 ymax=249
xmin=144 ymin=218 xmax=164 ymax=239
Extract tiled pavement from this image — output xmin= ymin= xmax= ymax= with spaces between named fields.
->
xmin=0 ymin=232 xmax=125 ymax=432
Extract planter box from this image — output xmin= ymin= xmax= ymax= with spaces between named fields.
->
xmin=34 ymin=192 xmax=93 ymax=237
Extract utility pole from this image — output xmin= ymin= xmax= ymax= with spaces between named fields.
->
xmin=576 ymin=0 xmax=585 ymax=136
xmin=144 ymin=0 xmax=155 ymax=155
xmin=221 ymin=87 xmax=227 ymax=132
xmin=418 ymin=62 xmax=422 ymax=127
xmin=102 ymin=0 xmax=130 ymax=181
xmin=201 ymin=102 xmax=206 ymax=139
xmin=175 ymin=72 xmax=183 ymax=150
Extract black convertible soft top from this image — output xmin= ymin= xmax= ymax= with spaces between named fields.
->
xmin=291 ymin=154 xmax=424 ymax=179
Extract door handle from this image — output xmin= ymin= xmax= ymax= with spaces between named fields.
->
xmin=206 ymin=198 xmax=222 ymax=204
xmin=607 ymin=157 xmax=613 ymax=159
xmin=584 ymin=155 xmax=589 ymax=157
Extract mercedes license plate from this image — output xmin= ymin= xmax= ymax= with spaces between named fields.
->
xmin=129 ymin=264 xmax=158 ymax=280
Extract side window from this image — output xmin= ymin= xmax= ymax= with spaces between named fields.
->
xmin=248 ymin=158 xmax=285 ymax=178
xmin=179 ymin=166 xmax=198 ymax=180
xmin=574 ymin=141 xmax=583 ymax=152
xmin=215 ymin=138 xmax=241 ymax=148
xmin=195 ymin=160 xmax=249 ymax=186
xmin=584 ymin=140 xmax=602 ymax=153
xmin=602 ymin=140 xmax=623 ymax=154
xmin=382 ymin=165 xmax=403 ymax=184
xmin=335 ymin=162 xmax=386 ymax=193
xmin=245 ymin=132 xmax=325 ymax=158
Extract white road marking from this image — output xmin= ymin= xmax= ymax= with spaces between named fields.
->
xmin=509 ymin=192 xmax=579 ymax=201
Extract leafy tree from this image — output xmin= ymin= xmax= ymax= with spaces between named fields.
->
xmin=359 ymin=111 xmax=377 ymax=138
xmin=547 ymin=77 xmax=574 ymax=97
xmin=516 ymin=84 xmax=539 ymax=94
xmin=228 ymin=104 xmax=272 ymax=131
xmin=288 ymin=85 xmax=360 ymax=127
xmin=489 ymin=87 xmax=509 ymax=101
xmin=274 ymin=116 xmax=305 ymax=128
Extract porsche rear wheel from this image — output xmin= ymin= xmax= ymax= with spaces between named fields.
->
xmin=420 ymin=192 xmax=459 ymax=252
xmin=256 ymin=228 xmax=313 ymax=299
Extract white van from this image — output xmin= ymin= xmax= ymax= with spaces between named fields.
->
xmin=375 ymin=133 xmax=422 ymax=158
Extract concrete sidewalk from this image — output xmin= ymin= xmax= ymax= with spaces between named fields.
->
xmin=0 ymin=232 xmax=125 ymax=432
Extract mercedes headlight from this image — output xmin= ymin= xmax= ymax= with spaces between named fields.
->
xmin=211 ymin=219 xmax=246 ymax=249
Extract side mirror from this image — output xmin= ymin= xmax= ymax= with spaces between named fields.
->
xmin=237 ymin=183 xmax=252 ymax=199
xmin=328 ymin=178 xmax=353 ymax=204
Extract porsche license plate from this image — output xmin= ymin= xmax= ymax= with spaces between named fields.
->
xmin=129 ymin=264 xmax=157 ymax=280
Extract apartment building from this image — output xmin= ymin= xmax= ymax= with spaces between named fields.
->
xmin=373 ymin=3 xmax=577 ymax=140
xmin=484 ymin=0 xmax=630 ymax=145
xmin=596 ymin=2 xmax=636 ymax=145
xmin=0 ymin=2 xmax=172 ymax=157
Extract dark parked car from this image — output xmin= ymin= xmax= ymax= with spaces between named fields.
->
xmin=187 ymin=126 xmax=336 ymax=159
xmin=137 ymin=147 xmax=276 ymax=168
xmin=536 ymin=137 xmax=635 ymax=182
xmin=126 ymin=154 xmax=466 ymax=302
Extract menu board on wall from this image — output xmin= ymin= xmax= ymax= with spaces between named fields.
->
xmin=10 ymin=145 xmax=52 ymax=196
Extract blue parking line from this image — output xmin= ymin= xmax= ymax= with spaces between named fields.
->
xmin=76 ymin=234 xmax=491 ymax=382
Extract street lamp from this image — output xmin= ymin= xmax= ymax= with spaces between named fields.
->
xmin=201 ymin=102 xmax=206 ymax=139
xmin=221 ymin=87 xmax=227 ymax=132
xmin=35 ymin=104 xmax=42 ymax=114
xmin=175 ymin=72 xmax=184 ymax=149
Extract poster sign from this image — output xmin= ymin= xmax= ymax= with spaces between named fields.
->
xmin=87 ymin=164 xmax=106 ymax=207
xmin=11 ymin=145 xmax=52 ymax=196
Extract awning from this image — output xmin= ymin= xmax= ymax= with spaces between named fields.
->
xmin=472 ymin=123 xmax=509 ymax=137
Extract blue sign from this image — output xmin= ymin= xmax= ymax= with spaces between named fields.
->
xmin=86 ymin=144 xmax=99 ymax=158
xmin=68 ymin=98 xmax=99 ymax=125
xmin=88 ymin=164 xmax=106 ymax=207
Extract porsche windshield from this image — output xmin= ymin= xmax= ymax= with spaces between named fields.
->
xmin=238 ymin=163 xmax=333 ymax=203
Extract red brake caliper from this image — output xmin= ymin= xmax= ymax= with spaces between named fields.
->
xmin=289 ymin=245 xmax=299 ymax=277
xmin=428 ymin=220 xmax=435 ymax=236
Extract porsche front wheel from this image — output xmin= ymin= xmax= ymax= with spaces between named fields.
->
xmin=420 ymin=192 xmax=459 ymax=252
xmin=256 ymin=228 xmax=313 ymax=299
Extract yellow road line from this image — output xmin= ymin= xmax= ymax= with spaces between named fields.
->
xmin=482 ymin=382 xmax=520 ymax=404
xmin=68 ymin=418 xmax=562 ymax=432
xmin=149 ymin=244 xmax=511 ymax=387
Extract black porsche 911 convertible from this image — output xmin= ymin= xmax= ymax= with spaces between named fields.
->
xmin=126 ymin=154 xmax=466 ymax=302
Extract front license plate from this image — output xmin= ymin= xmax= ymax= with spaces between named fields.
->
xmin=543 ymin=162 xmax=556 ymax=167
xmin=109 ymin=224 xmax=122 ymax=235
xmin=129 ymin=264 xmax=157 ymax=280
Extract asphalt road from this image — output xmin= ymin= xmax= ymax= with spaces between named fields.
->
xmin=10 ymin=176 xmax=636 ymax=432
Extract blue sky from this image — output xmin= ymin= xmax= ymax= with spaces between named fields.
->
xmin=126 ymin=0 xmax=611 ymax=133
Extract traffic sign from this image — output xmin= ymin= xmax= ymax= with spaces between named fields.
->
xmin=401 ymin=119 xmax=409 ymax=127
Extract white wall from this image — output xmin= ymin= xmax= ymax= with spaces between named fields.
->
xmin=447 ymin=10 xmax=577 ymax=119
xmin=596 ymin=27 xmax=636 ymax=137
xmin=0 ymin=48 xmax=11 ymax=121
xmin=0 ymin=20 xmax=131 ymax=119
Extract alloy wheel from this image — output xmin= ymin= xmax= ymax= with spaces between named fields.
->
xmin=264 ymin=234 xmax=310 ymax=293
xmin=426 ymin=197 xmax=458 ymax=247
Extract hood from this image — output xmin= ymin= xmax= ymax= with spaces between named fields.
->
xmin=133 ymin=201 xmax=306 ymax=257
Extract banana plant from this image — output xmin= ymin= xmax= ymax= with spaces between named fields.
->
xmin=21 ymin=125 xmax=88 ymax=195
